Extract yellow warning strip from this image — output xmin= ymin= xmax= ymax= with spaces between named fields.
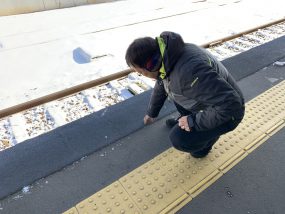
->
xmin=63 ymin=80 xmax=285 ymax=214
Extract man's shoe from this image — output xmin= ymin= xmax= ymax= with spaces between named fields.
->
xmin=190 ymin=150 xmax=210 ymax=158
xmin=165 ymin=118 xmax=178 ymax=128
xmin=190 ymin=136 xmax=219 ymax=158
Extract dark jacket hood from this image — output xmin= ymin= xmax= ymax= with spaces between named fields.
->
xmin=159 ymin=31 xmax=185 ymax=76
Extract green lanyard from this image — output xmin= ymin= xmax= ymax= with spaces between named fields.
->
xmin=157 ymin=37 xmax=167 ymax=79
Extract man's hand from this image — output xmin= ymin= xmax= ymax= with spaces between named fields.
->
xmin=144 ymin=115 xmax=155 ymax=125
xmin=178 ymin=116 xmax=191 ymax=132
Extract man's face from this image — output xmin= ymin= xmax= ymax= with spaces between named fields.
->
xmin=132 ymin=67 xmax=159 ymax=80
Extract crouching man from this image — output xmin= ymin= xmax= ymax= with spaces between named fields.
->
xmin=125 ymin=31 xmax=245 ymax=158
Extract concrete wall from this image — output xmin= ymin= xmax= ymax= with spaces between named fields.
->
xmin=0 ymin=0 xmax=116 ymax=16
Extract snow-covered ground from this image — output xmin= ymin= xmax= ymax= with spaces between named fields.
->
xmin=0 ymin=0 xmax=284 ymax=110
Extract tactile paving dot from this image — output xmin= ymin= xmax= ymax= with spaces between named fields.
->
xmin=63 ymin=207 xmax=79 ymax=214
xmin=204 ymin=135 xmax=245 ymax=172
xmin=119 ymin=157 xmax=187 ymax=214
xmin=154 ymin=148 xmax=220 ymax=195
xmin=76 ymin=181 xmax=141 ymax=214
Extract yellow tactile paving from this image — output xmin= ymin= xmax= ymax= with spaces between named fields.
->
xmin=154 ymin=148 xmax=220 ymax=195
xmin=159 ymin=195 xmax=192 ymax=214
xmin=245 ymin=82 xmax=285 ymax=134
xmin=64 ymin=80 xmax=285 ymax=214
xmin=119 ymin=157 xmax=187 ymax=213
xmin=204 ymin=135 xmax=246 ymax=173
xmin=266 ymin=120 xmax=285 ymax=137
xmin=76 ymin=181 xmax=141 ymax=214
xmin=245 ymin=134 xmax=270 ymax=154
xmin=230 ymin=114 xmax=267 ymax=149
xmin=63 ymin=207 xmax=79 ymax=214
xmin=246 ymin=102 xmax=283 ymax=134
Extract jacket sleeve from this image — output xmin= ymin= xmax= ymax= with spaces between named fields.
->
xmin=147 ymin=80 xmax=168 ymax=118
xmin=182 ymin=63 xmax=244 ymax=131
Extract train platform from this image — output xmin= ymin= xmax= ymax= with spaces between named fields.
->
xmin=1 ymin=30 xmax=285 ymax=213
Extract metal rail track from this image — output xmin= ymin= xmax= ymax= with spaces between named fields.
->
xmin=1 ymin=19 xmax=285 ymax=151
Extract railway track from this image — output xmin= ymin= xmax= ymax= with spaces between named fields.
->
xmin=1 ymin=20 xmax=285 ymax=151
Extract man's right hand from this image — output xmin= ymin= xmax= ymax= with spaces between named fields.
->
xmin=144 ymin=115 xmax=155 ymax=125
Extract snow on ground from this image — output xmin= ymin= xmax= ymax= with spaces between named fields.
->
xmin=0 ymin=0 xmax=284 ymax=110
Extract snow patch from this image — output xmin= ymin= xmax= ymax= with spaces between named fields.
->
xmin=22 ymin=186 xmax=31 ymax=194
xmin=273 ymin=61 xmax=285 ymax=67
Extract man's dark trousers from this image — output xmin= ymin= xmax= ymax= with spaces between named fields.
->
xmin=169 ymin=103 xmax=242 ymax=157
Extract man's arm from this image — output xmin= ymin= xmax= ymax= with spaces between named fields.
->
xmin=146 ymin=80 xmax=168 ymax=119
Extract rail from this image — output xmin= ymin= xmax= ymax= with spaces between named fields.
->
xmin=0 ymin=17 xmax=285 ymax=119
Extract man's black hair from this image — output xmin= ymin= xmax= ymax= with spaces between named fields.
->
xmin=125 ymin=37 xmax=160 ymax=68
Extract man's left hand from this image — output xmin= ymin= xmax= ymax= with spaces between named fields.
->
xmin=144 ymin=115 xmax=155 ymax=125
xmin=178 ymin=116 xmax=191 ymax=132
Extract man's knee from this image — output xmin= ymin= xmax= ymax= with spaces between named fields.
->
xmin=169 ymin=127 xmax=184 ymax=150
xmin=169 ymin=127 xmax=198 ymax=152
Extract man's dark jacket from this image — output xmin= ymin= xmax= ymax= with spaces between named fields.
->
xmin=147 ymin=32 xmax=245 ymax=131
